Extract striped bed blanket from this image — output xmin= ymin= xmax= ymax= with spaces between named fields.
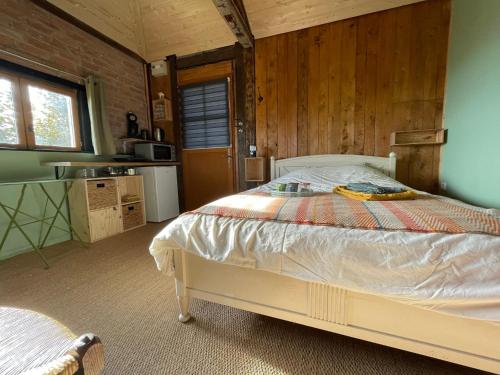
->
xmin=193 ymin=192 xmax=500 ymax=236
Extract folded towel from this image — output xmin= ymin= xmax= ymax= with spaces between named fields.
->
xmin=346 ymin=182 xmax=406 ymax=194
xmin=334 ymin=185 xmax=417 ymax=201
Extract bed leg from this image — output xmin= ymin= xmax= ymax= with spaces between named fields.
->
xmin=174 ymin=250 xmax=191 ymax=323
xmin=177 ymin=295 xmax=191 ymax=323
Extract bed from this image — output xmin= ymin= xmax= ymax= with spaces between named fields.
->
xmin=150 ymin=153 xmax=500 ymax=374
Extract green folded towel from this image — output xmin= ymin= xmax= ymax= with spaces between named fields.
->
xmin=346 ymin=183 xmax=406 ymax=195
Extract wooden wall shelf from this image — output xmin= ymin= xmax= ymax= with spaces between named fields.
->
xmin=390 ymin=129 xmax=446 ymax=146
xmin=152 ymin=98 xmax=172 ymax=122
xmin=245 ymin=157 xmax=265 ymax=182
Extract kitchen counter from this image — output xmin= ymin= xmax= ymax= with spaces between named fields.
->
xmin=40 ymin=161 xmax=181 ymax=179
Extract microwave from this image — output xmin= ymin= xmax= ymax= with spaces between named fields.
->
xmin=134 ymin=143 xmax=176 ymax=161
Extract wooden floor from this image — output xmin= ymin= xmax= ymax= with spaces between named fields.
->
xmin=0 ymin=224 xmax=484 ymax=374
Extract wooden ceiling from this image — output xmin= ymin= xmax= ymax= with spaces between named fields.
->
xmin=244 ymin=0 xmax=425 ymax=39
xmin=46 ymin=0 xmax=425 ymax=61
xmin=139 ymin=0 xmax=236 ymax=61
xmin=46 ymin=0 xmax=236 ymax=61
xmin=46 ymin=0 xmax=146 ymax=57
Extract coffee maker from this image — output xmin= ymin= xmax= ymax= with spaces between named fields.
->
xmin=127 ymin=112 xmax=139 ymax=137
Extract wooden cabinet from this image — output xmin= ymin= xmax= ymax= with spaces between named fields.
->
xmin=68 ymin=175 xmax=146 ymax=243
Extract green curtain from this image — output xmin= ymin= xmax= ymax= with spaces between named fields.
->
xmin=85 ymin=75 xmax=116 ymax=155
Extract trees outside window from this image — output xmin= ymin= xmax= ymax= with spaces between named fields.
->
xmin=0 ymin=70 xmax=80 ymax=151
xmin=0 ymin=77 xmax=20 ymax=145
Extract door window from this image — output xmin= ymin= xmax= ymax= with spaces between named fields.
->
xmin=180 ymin=79 xmax=229 ymax=149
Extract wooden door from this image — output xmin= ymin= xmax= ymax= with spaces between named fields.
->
xmin=183 ymin=148 xmax=233 ymax=210
xmin=178 ymin=61 xmax=236 ymax=210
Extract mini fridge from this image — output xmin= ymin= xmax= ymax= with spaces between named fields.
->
xmin=136 ymin=166 xmax=179 ymax=222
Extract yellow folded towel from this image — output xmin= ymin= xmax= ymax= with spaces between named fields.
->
xmin=334 ymin=186 xmax=417 ymax=201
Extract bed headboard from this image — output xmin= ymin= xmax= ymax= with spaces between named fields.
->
xmin=270 ymin=152 xmax=397 ymax=180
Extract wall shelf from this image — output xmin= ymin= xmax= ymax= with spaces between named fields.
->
xmin=390 ymin=129 xmax=446 ymax=146
xmin=245 ymin=157 xmax=266 ymax=182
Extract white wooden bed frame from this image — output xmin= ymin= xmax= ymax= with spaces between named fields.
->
xmin=173 ymin=152 xmax=500 ymax=374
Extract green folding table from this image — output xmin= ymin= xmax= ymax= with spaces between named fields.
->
xmin=0 ymin=179 xmax=85 ymax=268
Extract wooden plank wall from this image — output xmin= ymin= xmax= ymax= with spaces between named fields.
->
xmin=255 ymin=0 xmax=450 ymax=192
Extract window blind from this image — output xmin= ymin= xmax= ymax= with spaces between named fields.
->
xmin=180 ymin=79 xmax=229 ymax=149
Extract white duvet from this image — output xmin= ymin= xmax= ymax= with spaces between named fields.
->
xmin=150 ymin=165 xmax=500 ymax=321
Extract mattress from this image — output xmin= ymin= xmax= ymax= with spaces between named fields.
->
xmin=150 ymin=165 xmax=500 ymax=321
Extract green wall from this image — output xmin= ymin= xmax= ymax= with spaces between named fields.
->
xmin=441 ymin=0 xmax=500 ymax=209
xmin=0 ymin=150 xmax=108 ymax=260
xmin=0 ymin=150 xmax=100 ymax=181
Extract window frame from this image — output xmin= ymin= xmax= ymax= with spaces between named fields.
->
xmin=0 ymin=68 xmax=82 ymax=152
xmin=20 ymin=77 xmax=81 ymax=151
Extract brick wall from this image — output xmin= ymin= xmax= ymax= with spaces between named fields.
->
xmin=0 ymin=0 xmax=150 ymax=143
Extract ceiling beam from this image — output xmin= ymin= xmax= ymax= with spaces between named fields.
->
xmin=212 ymin=0 xmax=254 ymax=48
xmin=177 ymin=45 xmax=236 ymax=70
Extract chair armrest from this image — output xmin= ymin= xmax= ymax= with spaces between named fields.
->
xmin=24 ymin=334 xmax=104 ymax=375
xmin=70 ymin=334 xmax=104 ymax=375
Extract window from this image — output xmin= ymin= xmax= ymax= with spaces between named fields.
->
xmin=0 ymin=70 xmax=81 ymax=151
xmin=0 ymin=74 xmax=20 ymax=146
xmin=180 ymin=79 xmax=230 ymax=149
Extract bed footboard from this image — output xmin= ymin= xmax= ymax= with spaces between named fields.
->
xmin=173 ymin=250 xmax=500 ymax=374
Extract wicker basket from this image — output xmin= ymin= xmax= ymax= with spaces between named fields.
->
xmin=122 ymin=203 xmax=144 ymax=230
xmin=87 ymin=179 xmax=118 ymax=210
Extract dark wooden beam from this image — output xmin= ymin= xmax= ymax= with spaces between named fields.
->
xmin=232 ymin=0 xmax=251 ymax=29
xmin=145 ymin=63 xmax=155 ymax=134
xmin=234 ymin=44 xmax=256 ymax=191
xmin=166 ymin=55 xmax=186 ymax=212
xmin=212 ymin=0 xmax=254 ymax=48
xmin=176 ymin=45 xmax=235 ymax=70
xmin=31 ymin=0 xmax=146 ymax=63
